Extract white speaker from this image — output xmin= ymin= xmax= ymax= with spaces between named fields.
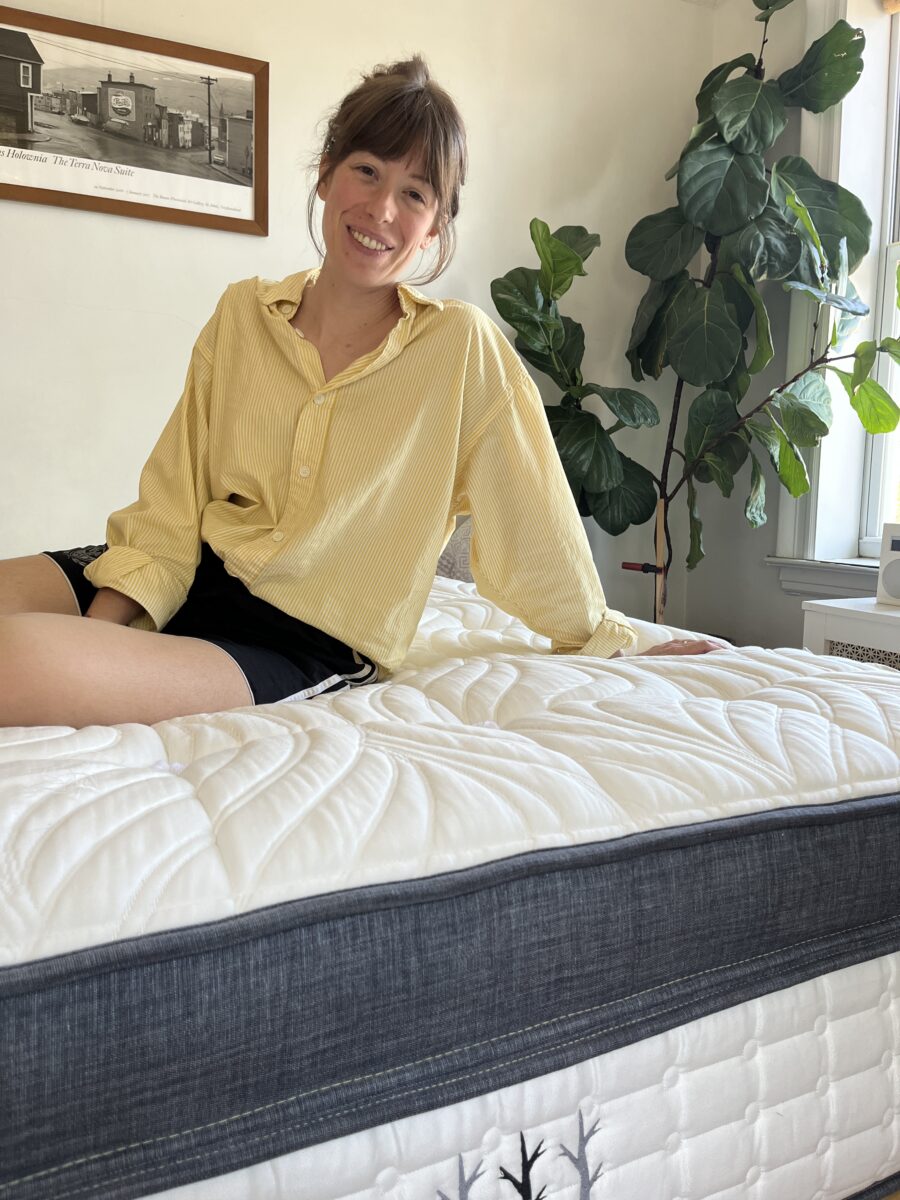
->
xmin=877 ymin=523 xmax=900 ymax=606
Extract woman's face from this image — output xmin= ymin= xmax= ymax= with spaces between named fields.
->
xmin=317 ymin=150 xmax=441 ymax=289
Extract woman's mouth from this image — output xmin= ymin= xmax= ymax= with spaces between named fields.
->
xmin=348 ymin=226 xmax=392 ymax=253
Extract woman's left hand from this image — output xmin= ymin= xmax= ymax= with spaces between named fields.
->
xmin=637 ymin=637 xmax=731 ymax=657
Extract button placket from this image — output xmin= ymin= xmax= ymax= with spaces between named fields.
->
xmin=282 ymin=388 xmax=331 ymax=516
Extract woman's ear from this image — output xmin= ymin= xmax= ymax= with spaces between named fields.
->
xmin=421 ymin=216 xmax=443 ymax=250
xmin=316 ymin=156 xmax=332 ymax=201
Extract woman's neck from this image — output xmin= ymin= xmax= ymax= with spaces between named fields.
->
xmin=296 ymin=260 xmax=402 ymax=342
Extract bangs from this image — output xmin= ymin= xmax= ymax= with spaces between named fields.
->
xmin=331 ymin=85 xmax=464 ymax=218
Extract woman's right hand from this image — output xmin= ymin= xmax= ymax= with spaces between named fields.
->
xmin=85 ymin=587 xmax=145 ymax=625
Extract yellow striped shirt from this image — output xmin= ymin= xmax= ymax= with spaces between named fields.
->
xmin=84 ymin=269 xmax=637 ymax=675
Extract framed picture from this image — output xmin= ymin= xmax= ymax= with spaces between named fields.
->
xmin=0 ymin=6 xmax=268 ymax=235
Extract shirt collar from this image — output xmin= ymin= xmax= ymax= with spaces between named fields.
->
xmin=257 ymin=269 xmax=444 ymax=318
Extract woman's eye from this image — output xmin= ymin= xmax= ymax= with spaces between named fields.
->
xmin=356 ymin=164 xmax=376 ymax=177
xmin=408 ymin=191 xmax=425 ymax=204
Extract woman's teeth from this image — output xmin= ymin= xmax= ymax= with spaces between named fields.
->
xmin=351 ymin=229 xmax=390 ymax=251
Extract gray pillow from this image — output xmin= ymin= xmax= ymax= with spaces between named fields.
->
xmin=436 ymin=516 xmax=473 ymax=582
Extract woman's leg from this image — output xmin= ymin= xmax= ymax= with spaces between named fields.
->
xmin=0 ymin=612 xmax=253 ymax=727
xmin=0 ymin=555 xmax=80 ymax=616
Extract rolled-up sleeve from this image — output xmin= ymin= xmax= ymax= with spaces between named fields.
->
xmin=457 ymin=374 xmax=637 ymax=659
xmin=83 ymin=326 xmax=215 ymax=632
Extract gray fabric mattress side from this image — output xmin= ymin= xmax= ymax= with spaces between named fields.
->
xmin=2 ymin=791 xmax=900 ymax=1200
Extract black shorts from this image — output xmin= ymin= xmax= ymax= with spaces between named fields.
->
xmin=42 ymin=542 xmax=378 ymax=707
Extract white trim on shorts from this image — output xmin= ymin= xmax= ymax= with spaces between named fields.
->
xmin=280 ymin=673 xmax=350 ymax=704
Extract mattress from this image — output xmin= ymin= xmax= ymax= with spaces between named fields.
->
xmin=1 ymin=576 xmax=899 ymax=1200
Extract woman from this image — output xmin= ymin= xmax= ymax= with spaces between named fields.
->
xmin=0 ymin=57 xmax=721 ymax=728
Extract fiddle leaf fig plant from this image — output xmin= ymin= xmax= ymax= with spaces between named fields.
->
xmin=491 ymin=0 xmax=900 ymax=621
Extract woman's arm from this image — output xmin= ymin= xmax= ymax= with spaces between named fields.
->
xmin=456 ymin=370 xmax=637 ymax=658
xmin=85 ymin=587 xmax=145 ymax=625
xmin=83 ymin=304 xmax=220 ymax=631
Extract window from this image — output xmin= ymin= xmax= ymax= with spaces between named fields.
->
xmin=19 ymin=63 xmax=32 ymax=89
xmin=772 ymin=0 xmax=891 ymax=593
xmin=860 ymin=17 xmax=900 ymax=553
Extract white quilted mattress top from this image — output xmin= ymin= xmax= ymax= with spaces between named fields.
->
xmin=1 ymin=577 xmax=898 ymax=968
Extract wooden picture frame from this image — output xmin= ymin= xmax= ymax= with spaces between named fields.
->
xmin=0 ymin=6 xmax=268 ymax=235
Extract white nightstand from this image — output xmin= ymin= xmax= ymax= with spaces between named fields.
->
xmin=802 ymin=597 xmax=900 ymax=669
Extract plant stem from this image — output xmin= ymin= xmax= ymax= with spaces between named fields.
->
xmin=810 ymin=303 xmax=822 ymax=364
xmin=756 ymin=17 xmax=770 ymax=77
xmin=659 ymin=377 xmax=686 ymax=503
xmin=702 ymin=239 xmax=721 ymax=289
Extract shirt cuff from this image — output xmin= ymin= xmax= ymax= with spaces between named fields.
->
xmin=83 ymin=547 xmax=189 ymax=632
xmin=551 ymin=612 xmax=638 ymax=659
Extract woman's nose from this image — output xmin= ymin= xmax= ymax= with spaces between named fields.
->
xmin=366 ymin=186 xmax=396 ymax=222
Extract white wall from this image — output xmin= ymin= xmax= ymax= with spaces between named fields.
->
xmin=0 ymin=0 xmax=817 ymax=641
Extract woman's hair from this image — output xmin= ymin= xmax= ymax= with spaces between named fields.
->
xmin=307 ymin=56 xmax=467 ymax=282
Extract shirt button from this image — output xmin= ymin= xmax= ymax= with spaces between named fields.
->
xmin=272 ymin=530 xmax=285 ymax=542
xmin=298 ymin=466 xmax=311 ymax=478
xmin=313 ymin=394 xmax=325 ymax=405
xmin=278 ymin=301 xmax=292 ymax=315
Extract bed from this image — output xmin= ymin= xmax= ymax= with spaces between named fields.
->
xmin=1 ymin=574 xmax=899 ymax=1200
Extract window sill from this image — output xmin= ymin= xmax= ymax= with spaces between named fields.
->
xmin=767 ymin=556 xmax=878 ymax=599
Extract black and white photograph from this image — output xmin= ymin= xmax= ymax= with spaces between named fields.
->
xmin=0 ymin=6 xmax=268 ymax=233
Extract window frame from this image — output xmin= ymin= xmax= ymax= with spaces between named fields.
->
xmin=19 ymin=62 xmax=32 ymax=89
xmin=859 ymin=11 xmax=900 ymax=557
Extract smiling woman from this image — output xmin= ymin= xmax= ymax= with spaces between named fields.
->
xmin=0 ymin=53 xmax=724 ymax=731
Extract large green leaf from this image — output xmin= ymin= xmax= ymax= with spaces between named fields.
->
xmin=731 ymin=264 xmax=773 ymax=375
xmin=686 ymin=478 xmax=704 ymax=570
xmin=778 ymin=20 xmax=865 ymax=114
xmin=745 ymin=451 xmax=768 ymax=527
xmin=667 ymin=280 xmax=744 ymax=386
xmin=516 ymin=315 xmax=582 ymax=391
xmin=492 ymin=267 xmax=563 ymax=354
xmin=625 ymin=207 xmax=705 ymax=280
xmin=530 ymin=218 xmax=586 ymax=301
xmin=720 ymin=348 xmax=752 ymax=403
xmin=878 ymin=336 xmax=900 ymax=367
xmin=720 ymin=272 xmax=756 ymax=333
xmin=554 ymin=409 xmax=624 ymax=492
xmin=557 ymin=316 xmax=586 ymax=382
xmin=578 ymin=385 xmax=660 ymax=428
xmin=696 ymin=54 xmax=757 ymax=122
xmin=776 ymin=370 xmax=833 ymax=446
xmin=712 ymin=77 xmax=787 ymax=156
xmin=586 ymin=455 xmax=658 ymax=536
xmin=515 ymin=337 xmax=569 ymax=391
xmin=748 ymin=414 xmax=809 ymax=496
xmin=703 ymin=432 xmax=751 ymax=497
xmin=782 ymin=280 xmax=869 ymax=315
xmin=678 ymin=138 xmax=769 ymax=236
xmin=850 ymin=379 xmax=900 ymax=434
xmin=665 ymin=119 xmax=719 ymax=182
xmin=753 ymin=0 xmax=797 ymax=15
xmin=491 ymin=267 xmax=541 ymax=325
xmin=684 ymin=388 xmax=739 ymax=466
xmin=852 ymin=340 xmax=878 ymax=390
xmin=781 ymin=190 xmax=828 ymax=280
xmin=627 ymin=272 xmax=694 ymax=381
xmin=681 ymin=386 xmax=739 ymax=465
xmin=771 ymin=156 xmax=872 ymax=274
xmin=720 ymin=198 xmax=803 ymax=281
xmin=831 ymin=282 xmax=865 ymax=348
xmin=551 ymin=225 xmax=601 ymax=263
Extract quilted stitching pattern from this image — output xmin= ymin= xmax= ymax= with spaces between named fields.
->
xmin=147 ymin=950 xmax=900 ymax=1200
xmin=1 ymin=578 xmax=898 ymax=966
